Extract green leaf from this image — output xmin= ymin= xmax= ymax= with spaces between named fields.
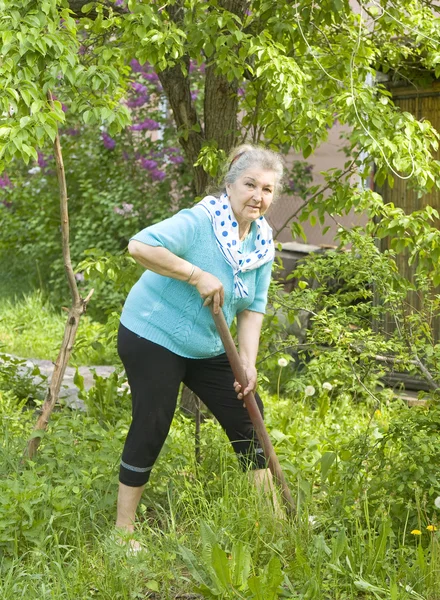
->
xmin=146 ymin=581 xmax=159 ymax=592
xmin=320 ymin=451 xmax=336 ymax=482
xmin=211 ymin=545 xmax=231 ymax=589
xmin=332 ymin=529 xmax=346 ymax=562
xmin=231 ymin=542 xmax=251 ymax=588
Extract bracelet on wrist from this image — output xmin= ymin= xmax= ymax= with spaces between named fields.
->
xmin=186 ymin=264 xmax=196 ymax=283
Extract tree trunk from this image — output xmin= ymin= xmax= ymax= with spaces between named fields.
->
xmin=203 ymin=0 xmax=245 ymax=154
xmin=25 ymin=93 xmax=93 ymax=460
xmin=157 ymin=59 xmax=207 ymax=195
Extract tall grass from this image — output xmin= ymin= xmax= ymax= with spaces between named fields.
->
xmin=1 ymin=380 xmax=439 ymax=600
xmin=0 ymin=291 xmax=117 ymax=365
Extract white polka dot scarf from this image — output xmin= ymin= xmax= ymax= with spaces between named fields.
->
xmin=199 ymin=193 xmax=275 ymax=298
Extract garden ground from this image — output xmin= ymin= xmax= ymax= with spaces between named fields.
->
xmin=1 ymin=294 xmax=440 ymax=599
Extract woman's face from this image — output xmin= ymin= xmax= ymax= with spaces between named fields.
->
xmin=226 ymin=167 xmax=276 ymax=228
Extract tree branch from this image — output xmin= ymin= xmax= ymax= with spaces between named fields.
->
xmin=273 ymin=156 xmax=359 ymax=239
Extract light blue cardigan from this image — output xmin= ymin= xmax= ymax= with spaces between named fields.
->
xmin=120 ymin=204 xmax=273 ymax=359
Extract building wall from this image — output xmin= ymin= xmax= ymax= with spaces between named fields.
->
xmin=266 ymin=122 xmax=368 ymax=245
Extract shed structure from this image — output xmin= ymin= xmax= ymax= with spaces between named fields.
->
xmin=377 ymin=81 xmax=440 ymax=340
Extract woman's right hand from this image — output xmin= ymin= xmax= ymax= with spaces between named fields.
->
xmin=191 ymin=269 xmax=224 ymax=314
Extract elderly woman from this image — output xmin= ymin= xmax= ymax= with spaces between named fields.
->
xmin=116 ymin=144 xmax=284 ymax=540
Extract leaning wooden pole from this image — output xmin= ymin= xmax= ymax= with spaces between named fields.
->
xmin=209 ymin=306 xmax=296 ymax=515
xmin=25 ymin=92 xmax=93 ymax=460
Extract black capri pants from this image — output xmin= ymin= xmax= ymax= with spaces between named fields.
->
xmin=118 ymin=324 xmax=266 ymax=487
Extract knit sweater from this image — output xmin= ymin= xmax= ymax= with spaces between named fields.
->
xmin=120 ymin=204 xmax=273 ymax=358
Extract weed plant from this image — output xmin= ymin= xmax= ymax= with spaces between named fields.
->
xmin=1 ymin=377 xmax=440 ymax=599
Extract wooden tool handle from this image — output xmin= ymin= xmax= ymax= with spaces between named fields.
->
xmin=210 ymin=306 xmax=295 ymax=514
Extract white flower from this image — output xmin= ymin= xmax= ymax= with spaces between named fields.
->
xmin=435 ymin=496 xmax=440 ymax=509
xmin=323 ymin=382 xmax=333 ymax=391
xmin=278 ymin=357 xmax=288 ymax=368
xmin=304 ymin=385 xmax=316 ymax=397
xmin=28 ymin=166 xmax=41 ymax=175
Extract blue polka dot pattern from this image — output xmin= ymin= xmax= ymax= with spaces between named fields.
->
xmin=198 ymin=193 xmax=275 ymax=298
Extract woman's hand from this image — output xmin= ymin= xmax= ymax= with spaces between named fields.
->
xmin=192 ymin=269 xmax=224 ymax=315
xmin=233 ymin=365 xmax=257 ymax=402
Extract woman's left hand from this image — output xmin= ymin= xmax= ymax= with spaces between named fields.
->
xmin=233 ymin=365 xmax=257 ymax=401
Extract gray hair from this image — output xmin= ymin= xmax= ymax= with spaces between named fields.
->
xmin=221 ymin=144 xmax=285 ymax=199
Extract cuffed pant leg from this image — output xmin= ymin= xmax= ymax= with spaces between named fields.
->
xmin=117 ymin=324 xmax=186 ymax=486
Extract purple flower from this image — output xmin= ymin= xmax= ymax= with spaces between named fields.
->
xmin=130 ymin=59 xmax=144 ymax=73
xmin=140 ymin=158 xmax=158 ymax=170
xmin=75 ymin=272 xmax=85 ymax=282
xmin=130 ymin=119 xmax=160 ymax=131
xmin=151 ymin=169 xmax=166 ymax=181
xmin=37 ymin=151 xmax=48 ymax=169
xmin=102 ymin=132 xmax=116 ymax=150
xmin=190 ymin=90 xmax=199 ymax=101
xmin=142 ymin=72 xmax=159 ymax=82
xmin=126 ymin=95 xmax=149 ymax=108
xmin=65 ymin=128 xmax=80 ymax=136
xmin=115 ymin=0 xmax=124 ymax=5
xmin=238 ymin=87 xmax=245 ymax=97
xmin=131 ymin=82 xmax=148 ymax=94
xmin=79 ymin=45 xmax=86 ymax=55
xmin=169 ymin=155 xmax=184 ymax=164
xmin=0 ymin=173 xmax=12 ymax=188
xmin=61 ymin=103 xmax=68 ymax=113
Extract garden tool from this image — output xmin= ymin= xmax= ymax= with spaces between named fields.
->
xmin=210 ymin=306 xmax=296 ymax=516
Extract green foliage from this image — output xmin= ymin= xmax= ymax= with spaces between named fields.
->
xmin=263 ymin=228 xmax=440 ymax=402
xmin=0 ymin=353 xmax=47 ymax=402
xmin=179 ymin=523 xmax=284 ymax=599
xmin=0 ymin=292 xmax=116 ymax=365
xmin=0 ymin=0 xmax=130 ymax=170
xmin=350 ymin=402 xmax=440 ymax=523
xmin=1 ymin=382 xmax=440 ymax=598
